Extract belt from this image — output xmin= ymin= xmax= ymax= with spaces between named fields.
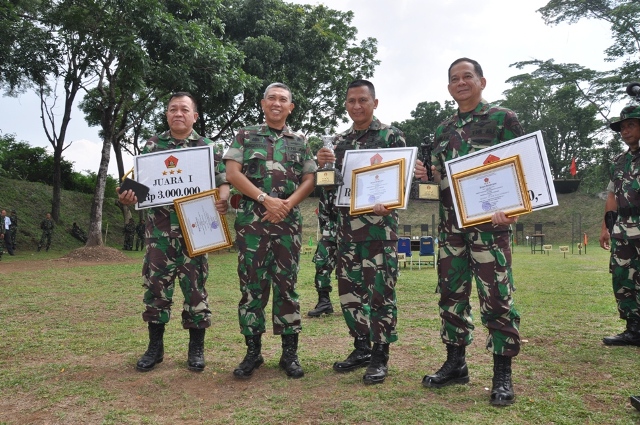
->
xmin=618 ymin=206 xmax=640 ymax=218
xmin=242 ymin=191 xmax=290 ymax=202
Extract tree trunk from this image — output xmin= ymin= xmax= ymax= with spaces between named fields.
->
xmin=86 ymin=138 xmax=113 ymax=247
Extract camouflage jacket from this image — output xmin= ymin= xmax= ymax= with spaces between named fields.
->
xmin=609 ymin=148 xmax=640 ymax=239
xmin=40 ymin=218 xmax=55 ymax=232
xmin=223 ymin=123 xmax=317 ymax=235
xmin=143 ymin=130 xmax=227 ymax=239
xmin=333 ymin=117 xmax=406 ymax=243
xmin=431 ymin=100 xmax=524 ymax=234
xmin=124 ymin=222 xmax=136 ymax=235
xmin=9 ymin=214 xmax=17 ymax=230
xmin=135 ymin=222 xmax=146 ymax=237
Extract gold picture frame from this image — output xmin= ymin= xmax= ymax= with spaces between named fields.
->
xmin=173 ymin=188 xmax=233 ymax=256
xmin=350 ymin=158 xmax=405 ymax=215
xmin=451 ymin=155 xmax=531 ymax=227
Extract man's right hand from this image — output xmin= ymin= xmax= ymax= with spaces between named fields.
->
xmin=116 ymin=187 xmax=138 ymax=206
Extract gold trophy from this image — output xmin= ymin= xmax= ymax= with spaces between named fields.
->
xmin=315 ymin=128 xmax=344 ymax=188
xmin=417 ymin=138 xmax=439 ymax=201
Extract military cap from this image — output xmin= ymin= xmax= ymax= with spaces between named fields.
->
xmin=610 ymin=105 xmax=640 ymax=132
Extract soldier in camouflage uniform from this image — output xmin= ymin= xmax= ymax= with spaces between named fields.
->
xmin=118 ymin=92 xmax=230 ymax=373
xmin=135 ymin=218 xmax=146 ymax=251
xmin=224 ymin=82 xmax=317 ymax=380
xmin=37 ymin=212 xmax=55 ymax=252
xmin=9 ymin=210 xmax=17 ymax=251
xmin=317 ymin=80 xmax=405 ymax=385
xmin=600 ymin=105 xmax=640 ymax=348
xmin=308 ymin=189 xmax=337 ymax=317
xmin=123 ymin=218 xmax=136 ymax=250
xmin=416 ymin=58 xmax=523 ymax=406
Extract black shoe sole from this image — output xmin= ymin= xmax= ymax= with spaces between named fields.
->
xmin=490 ymin=396 xmax=515 ymax=406
xmin=422 ymin=376 xmax=470 ymax=388
xmin=307 ymin=309 xmax=334 ymax=317
xmin=333 ymin=360 xmax=370 ymax=373
xmin=631 ymin=396 xmax=640 ymax=411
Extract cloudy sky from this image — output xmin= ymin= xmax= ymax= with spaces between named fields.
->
xmin=0 ymin=0 xmax=616 ymax=177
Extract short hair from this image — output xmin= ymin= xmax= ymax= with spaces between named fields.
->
xmin=168 ymin=92 xmax=198 ymax=112
xmin=347 ymin=79 xmax=376 ymax=99
xmin=264 ymin=82 xmax=293 ymax=102
xmin=448 ymin=57 xmax=484 ymax=81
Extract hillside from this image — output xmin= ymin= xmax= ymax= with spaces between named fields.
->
xmin=0 ymin=176 xmax=606 ymax=253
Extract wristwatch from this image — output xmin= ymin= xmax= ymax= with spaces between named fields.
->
xmin=257 ymin=192 xmax=268 ymax=203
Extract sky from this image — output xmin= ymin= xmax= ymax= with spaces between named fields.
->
xmin=0 ymin=0 xmax=617 ymax=178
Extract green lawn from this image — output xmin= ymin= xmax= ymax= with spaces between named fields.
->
xmin=0 ymin=244 xmax=638 ymax=424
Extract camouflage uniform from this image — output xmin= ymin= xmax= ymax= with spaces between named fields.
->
xmin=431 ymin=99 xmax=523 ymax=357
xmin=313 ymin=189 xmax=338 ymax=292
xmin=123 ymin=219 xmax=136 ymax=250
xmin=141 ymin=130 xmax=227 ymax=329
xmin=9 ymin=211 xmax=17 ymax=251
xmin=71 ymin=223 xmax=88 ymax=243
xmin=38 ymin=216 xmax=55 ymax=251
xmin=135 ymin=220 xmax=146 ymax=251
xmin=333 ymin=117 xmax=405 ymax=344
xmin=223 ymin=124 xmax=317 ymax=336
xmin=607 ymin=149 xmax=640 ymax=322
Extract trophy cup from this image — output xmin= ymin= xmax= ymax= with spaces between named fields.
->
xmin=315 ymin=128 xmax=344 ymax=188
xmin=417 ymin=138 xmax=439 ymax=201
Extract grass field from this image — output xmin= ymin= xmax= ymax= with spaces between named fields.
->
xmin=1 ymin=243 xmax=639 ymax=424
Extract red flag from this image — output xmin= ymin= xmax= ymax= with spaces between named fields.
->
xmin=570 ymin=157 xmax=577 ymax=176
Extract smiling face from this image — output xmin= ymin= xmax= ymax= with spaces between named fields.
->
xmin=166 ymin=96 xmax=198 ymax=139
xmin=447 ymin=61 xmax=486 ymax=112
xmin=261 ymin=86 xmax=294 ymax=129
xmin=345 ymin=85 xmax=378 ymax=130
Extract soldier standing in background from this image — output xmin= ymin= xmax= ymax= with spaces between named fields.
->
xmin=37 ymin=212 xmax=55 ymax=252
xmin=316 ymin=79 xmax=406 ymax=385
xmin=123 ymin=218 xmax=136 ymax=251
xmin=308 ymin=189 xmax=337 ymax=317
xmin=9 ymin=210 xmax=17 ymax=252
xmin=135 ymin=218 xmax=146 ymax=251
xmin=224 ymin=82 xmax=317 ymax=380
xmin=0 ymin=210 xmax=5 ymax=260
xmin=1 ymin=210 xmax=13 ymax=256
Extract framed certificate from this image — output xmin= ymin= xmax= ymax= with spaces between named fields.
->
xmin=173 ymin=189 xmax=233 ymax=256
xmin=451 ymin=155 xmax=531 ymax=227
xmin=134 ymin=145 xmax=216 ymax=210
xmin=350 ymin=159 xmax=406 ymax=215
xmin=336 ymin=146 xmax=418 ymax=208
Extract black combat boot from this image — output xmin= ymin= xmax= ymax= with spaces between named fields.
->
xmin=422 ymin=344 xmax=469 ymax=388
xmin=333 ymin=335 xmax=372 ymax=372
xmin=490 ymin=354 xmax=515 ymax=406
xmin=308 ymin=290 xmax=334 ymax=317
xmin=630 ymin=395 xmax=640 ymax=411
xmin=279 ymin=333 xmax=304 ymax=378
xmin=603 ymin=318 xmax=640 ymax=346
xmin=187 ymin=328 xmax=206 ymax=372
xmin=363 ymin=343 xmax=389 ymax=385
xmin=233 ymin=334 xmax=264 ymax=379
xmin=136 ymin=322 xmax=165 ymax=372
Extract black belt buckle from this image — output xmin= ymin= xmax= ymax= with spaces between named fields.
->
xmin=270 ymin=191 xmax=288 ymax=200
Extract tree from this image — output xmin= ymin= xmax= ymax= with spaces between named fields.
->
xmin=392 ymin=100 xmax=456 ymax=149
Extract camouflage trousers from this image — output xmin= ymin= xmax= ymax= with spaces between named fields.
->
xmin=141 ymin=237 xmax=210 ymax=329
xmin=235 ymin=232 xmax=302 ymax=336
xmin=609 ymin=237 xmax=640 ymax=321
xmin=38 ymin=231 xmax=52 ymax=250
xmin=135 ymin=235 xmax=145 ymax=251
xmin=124 ymin=234 xmax=134 ymax=250
xmin=312 ymin=237 xmax=337 ymax=292
xmin=336 ymin=240 xmax=399 ymax=344
xmin=437 ymin=230 xmax=520 ymax=357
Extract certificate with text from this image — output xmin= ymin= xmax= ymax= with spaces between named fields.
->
xmin=444 ymin=130 xmax=557 ymax=227
xmin=350 ymin=159 xmax=405 ymax=215
xmin=173 ymin=189 xmax=233 ymax=256
xmin=134 ymin=145 xmax=216 ymax=209
xmin=336 ymin=146 xmax=417 ymax=208
xmin=451 ymin=156 xmax=531 ymax=227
